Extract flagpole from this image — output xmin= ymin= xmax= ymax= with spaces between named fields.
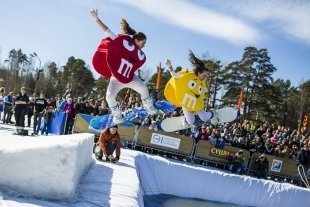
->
xmin=153 ymin=62 xmax=162 ymax=101
xmin=237 ymin=88 xmax=243 ymax=123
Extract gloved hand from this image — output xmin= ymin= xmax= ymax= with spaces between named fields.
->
xmin=90 ymin=9 xmax=99 ymax=20
xmin=165 ymin=59 xmax=172 ymax=68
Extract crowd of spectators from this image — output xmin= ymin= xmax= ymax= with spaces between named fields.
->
xmin=0 ymin=87 xmax=309 ymax=179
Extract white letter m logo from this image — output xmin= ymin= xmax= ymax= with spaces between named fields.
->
xmin=181 ymin=93 xmax=196 ymax=110
xmin=117 ymin=58 xmax=133 ymax=78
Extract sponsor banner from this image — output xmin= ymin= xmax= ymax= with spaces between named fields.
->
xmin=150 ymin=133 xmax=181 ymax=149
xmin=209 ymin=147 xmax=234 ymax=160
xmin=271 ymin=159 xmax=283 ymax=173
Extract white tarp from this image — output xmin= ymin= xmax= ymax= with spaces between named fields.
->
xmin=136 ymin=154 xmax=310 ymax=207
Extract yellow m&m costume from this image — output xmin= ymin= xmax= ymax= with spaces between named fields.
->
xmin=164 ymin=69 xmax=212 ymax=125
xmin=165 ymin=70 xmax=206 ymax=112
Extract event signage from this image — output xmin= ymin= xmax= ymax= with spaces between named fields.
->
xmin=150 ymin=133 xmax=181 ymax=149
xmin=209 ymin=147 xmax=234 ymax=160
xmin=271 ymin=159 xmax=283 ymax=173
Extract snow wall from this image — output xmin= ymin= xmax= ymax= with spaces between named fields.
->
xmin=0 ymin=133 xmax=94 ymax=200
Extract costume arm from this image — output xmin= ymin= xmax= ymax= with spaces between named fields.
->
xmin=91 ymin=9 xmax=117 ymax=40
xmin=165 ymin=59 xmax=181 ymax=79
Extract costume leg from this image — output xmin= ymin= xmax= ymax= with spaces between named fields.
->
xmin=106 ymin=77 xmax=126 ymax=123
xmin=182 ymin=107 xmax=195 ymax=125
xmin=197 ymin=110 xmax=212 ymax=122
xmin=127 ymin=75 xmax=157 ymax=115
xmin=106 ymin=77 xmax=124 ymax=108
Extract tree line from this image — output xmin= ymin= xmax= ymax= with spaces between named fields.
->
xmin=0 ymin=47 xmax=309 ymax=129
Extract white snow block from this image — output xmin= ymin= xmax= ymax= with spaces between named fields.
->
xmin=0 ymin=133 xmax=94 ymax=200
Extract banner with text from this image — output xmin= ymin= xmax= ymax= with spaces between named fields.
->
xmin=150 ymin=133 xmax=181 ymax=149
xmin=209 ymin=147 xmax=234 ymax=161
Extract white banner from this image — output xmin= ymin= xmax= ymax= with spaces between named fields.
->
xmin=150 ymin=133 xmax=181 ymax=149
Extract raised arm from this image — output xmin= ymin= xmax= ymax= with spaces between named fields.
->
xmin=165 ymin=59 xmax=181 ymax=79
xmin=90 ymin=9 xmax=117 ymax=39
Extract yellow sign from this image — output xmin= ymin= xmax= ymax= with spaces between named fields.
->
xmin=209 ymin=147 xmax=234 ymax=160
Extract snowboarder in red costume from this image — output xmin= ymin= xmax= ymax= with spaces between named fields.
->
xmin=91 ymin=9 xmax=157 ymax=124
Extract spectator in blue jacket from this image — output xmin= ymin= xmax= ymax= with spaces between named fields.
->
xmin=41 ymin=106 xmax=54 ymax=135
xmin=2 ymin=91 xmax=13 ymax=124
xmin=0 ymin=87 xmax=4 ymax=121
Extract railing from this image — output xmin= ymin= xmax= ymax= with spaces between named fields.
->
xmin=73 ymin=113 xmax=309 ymax=185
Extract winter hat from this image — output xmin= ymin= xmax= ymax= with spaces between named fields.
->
xmin=107 ymin=124 xmax=118 ymax=129
xmin=270 ymin=136 xmax=278 ymax=144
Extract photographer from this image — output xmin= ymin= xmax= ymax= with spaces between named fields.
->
xmin=229 ymin=150 xmax=246 ymax=175
xmin=296 ymin=142 xmax=310 ymax=176
xmin=254 ymin=154 xmax=269 ymax=179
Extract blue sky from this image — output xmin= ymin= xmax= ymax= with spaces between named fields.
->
xmin=0 ymin=0 xmax=309 ymax=86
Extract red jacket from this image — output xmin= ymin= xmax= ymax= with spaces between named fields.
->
xmin=98 ymin=129 xmax=121 ymax=157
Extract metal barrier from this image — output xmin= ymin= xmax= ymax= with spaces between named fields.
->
xmin=248 ymin=152 xmax=306 ymax=180
xmin=135 ymin=127 xmax=195 ymax=159
xmin=194 ymin=140 xmax=251 ymax=169
xmin=117 ymin=125 xmax=135 ymax=142
xmin=73 ymin=114 xmax=308 ymax=185
xmin=73 ymin=113 xmax=94 ymax=134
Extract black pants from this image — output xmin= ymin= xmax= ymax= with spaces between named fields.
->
xmin=3 ymin=106 xmax=12 ymax=123
xmin=33 ymin=112 xmax=43 ymax=133
xmin=255 ymin=168 xmax=268 ymax=179
xmin=65 ymin=117 xmax=74 ymax=134
xmin=28 ymin=112 xmax=33 ymax=127
xmin=15 ymin=107 xmax=26 ymax=127
xmin=106 ymin=141 xmax=117 ymax=156
xmin=95 ymin=141 xmax=117 ymax=158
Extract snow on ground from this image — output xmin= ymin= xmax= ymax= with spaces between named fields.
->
xmin=1 ymin=125 xmax=310 ymax=207
xmin=0 ymin=129 xmax=94 ymax=200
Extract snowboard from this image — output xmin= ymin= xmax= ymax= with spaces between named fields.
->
xmin=160 ymin=107 xmax=237 ymax=132
xmin=89 ymin=100 xmax=176 ymax=135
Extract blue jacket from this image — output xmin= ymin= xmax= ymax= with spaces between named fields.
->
xmin=4 ymin=95 xmax=13 ymax=107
